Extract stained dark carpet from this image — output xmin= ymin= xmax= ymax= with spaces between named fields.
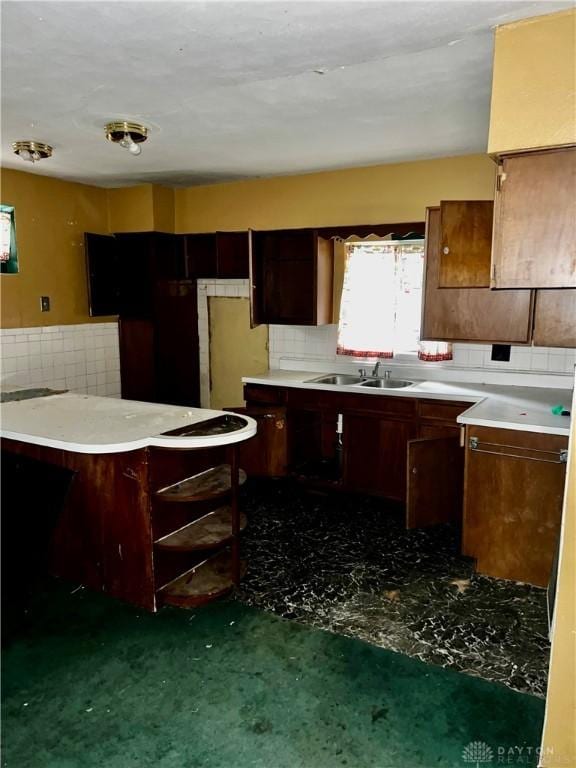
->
xmin=2 ymin=579 xmax=544 ymax=768
xmin=237 ymin=480 xmax=550 ymax=697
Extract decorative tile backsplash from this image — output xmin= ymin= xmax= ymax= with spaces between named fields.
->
xmin=269 ymin=324 xmax=576 ymax=381
xmin=0 ymin=323 xmax=121 ymax=397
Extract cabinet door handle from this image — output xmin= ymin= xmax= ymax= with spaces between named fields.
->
xmin=443 ymin=246 xmax=450 ymax=255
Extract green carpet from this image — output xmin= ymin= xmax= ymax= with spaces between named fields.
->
xmin=2 ymin=581 xmax=545 ymax=768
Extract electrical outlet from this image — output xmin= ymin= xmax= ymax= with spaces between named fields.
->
xmin=40 ymin=296 xmax=50 ymax=312
xmin=491 ymin=344 xmax=511 ymax=362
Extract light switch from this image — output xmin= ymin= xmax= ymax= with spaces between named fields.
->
xmin=40 ymin=296 xmax=50 ymax=312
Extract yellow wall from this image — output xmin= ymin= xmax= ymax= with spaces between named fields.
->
xmin=175 ymin=154 xmax=496 ymax=232
xmin=540 ymin=387 xmax=576 ymax=768
xmin=0 ymin=168 xmax=110 ymax=328
xmin=208 ymin=297 xmax=268 ymax=409
xmin=106 ymin=184 xmax=155 ymax=233
xmin=488 ymin=9 xmax=576 ymax=155
xmin=0 ymin=171 xmax=179 ymax=329
xmin=152 ymin=185 xmax=176 ymax=233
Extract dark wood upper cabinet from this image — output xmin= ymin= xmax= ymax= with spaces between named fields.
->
xmin=491 ymin=147 xmax=576 ymax=289
xmin=421 ymin=207 xmax=534 ymax=343
xmin=185 ymin=232 xmax=249 ymax=279
xmin=185 ymin=233 xmax=217 ymax=278
xmin=533 ymin=289 xmax=576 ymax=348
xmin=215 ymin=232 xmax=249 ymax=278
xmin=250 ymin=229 xmax=333 ymax=326
xmin=85 ymin=233 xmax=120 ymax=316
xmin=438 ymin=200 xmax=494 ymax=287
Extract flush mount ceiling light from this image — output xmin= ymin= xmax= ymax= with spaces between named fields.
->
xmin=12 ymin=141 xmax=53 ymax=163
xmin=105 ymin=121 xmax=148 ymax=156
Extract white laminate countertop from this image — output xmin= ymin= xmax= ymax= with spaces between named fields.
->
xmin=0 ymin=392 xmax=257 ymax=454
xmin=242 ymin=371 xmax=573 ymax=437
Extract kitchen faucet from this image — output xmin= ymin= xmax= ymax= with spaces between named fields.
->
xmin=371 ymin=362 xmax=392 ymax=379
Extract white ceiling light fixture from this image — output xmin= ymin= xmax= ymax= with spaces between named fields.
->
xmin=12 ymin=140 xmax=53 ymax=163
xmin=105 ymin=121 xmax=148 ymax=156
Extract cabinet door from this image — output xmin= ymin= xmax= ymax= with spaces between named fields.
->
xmin=85 ymin=233 xmax=120 ymax=316
xmin=343 ymin=414 xmax=414 ymax=501
xmin=250 ymin=229 xmax=333 ymax=326
xmin=152 ymin=233 xmax=187 ymax=280
xmin=153 ymin=281 xmax=200 ymax=407
xmin=406 ymin=436 xmax=463 ymax=529
xmin=463 ymin=426 xmax=567 ymax=586
xmin=224 ymin=405 xmax=287 ymax=477
xmin=421 ymin=207 xmax=533 ymax=343
xmin=185 ymin=233 xmax=217 ymax=278
xmin=438 ymin=201 xmax=494 ymax=287
xmin=116 ymin=233 xmax=155 ymax=319
xmin=491 ymin=148 xmax=576 ymax=288
xmin=533 ymin=289 xmax=576 ymax=348
xmin=216 ymin=232 xmax=249 ymax=278
xmin=119 ymin=318 xmax=156 ymax=402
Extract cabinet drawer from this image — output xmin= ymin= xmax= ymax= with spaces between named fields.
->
xmin=243 ymin=384 xmax=286 ymax=405
xmin=287 ymin=388 xmax=416 ymax=417
xmin=418 ymin=400 xmax=469 ymax=423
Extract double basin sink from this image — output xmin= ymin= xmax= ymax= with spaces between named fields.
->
xmin=305 ymin=373 xmax=414 ymax=389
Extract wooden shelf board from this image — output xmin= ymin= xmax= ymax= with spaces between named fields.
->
xmin=154 ymin=506 xmax=247 ymax=551
xmin=158 ymin=550 xmax=247 ymax=608
xmin=155 ymin=465 xmax=247 ymax=503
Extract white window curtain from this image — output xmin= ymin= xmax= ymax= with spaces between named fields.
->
xmin=336 ymin=241 xmax=452 ymax=361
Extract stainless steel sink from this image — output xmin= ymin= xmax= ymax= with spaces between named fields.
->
xmin=305 ymin=374 xmax=366 ymax=386
xmin=360 ymin=378 xmax=414 ymax=389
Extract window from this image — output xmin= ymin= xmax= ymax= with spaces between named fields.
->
xmin=337 ymin=240 xmax=451 ymax=361
xmin=0 ymin=205 xmax=18 ymax=274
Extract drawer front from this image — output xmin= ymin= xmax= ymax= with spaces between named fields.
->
xmin=286 ymin=387 xmax=415 ymax=417
xmin=418 ymin=400 xmax=470 ymax=423
xmin=243 ymin=384 xmax=287 ymax=405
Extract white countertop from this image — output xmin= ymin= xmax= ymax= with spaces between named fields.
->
xmin=0 ymin=392 xmax=257 ymax=454
xmin=242 ymin=371 xmax=572 ymax=437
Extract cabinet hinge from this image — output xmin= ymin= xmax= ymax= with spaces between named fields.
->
xmin=496 ymin=170 xmax=507 ymax=192
xmin=492 ymin=263 xmax=497 ymax=282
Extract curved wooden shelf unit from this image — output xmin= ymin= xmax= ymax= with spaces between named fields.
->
xmin=155 ymin=464 xmax=247 ymax=503
xmin=159 ymin=550 xmax=247 ymax=608
xmin=154 ymin=506 xmax=247 ymax=551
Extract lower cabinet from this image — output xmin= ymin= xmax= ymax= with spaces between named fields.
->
xmin=406 ymin=435 xmax=463 ymax=529
xmin=224 ymin=405 xmax=287 ymax=477
xmin=343 ymin=414 xmax=414 ymax=501
xmin=463 ymin=425 xmax=568 ymax=587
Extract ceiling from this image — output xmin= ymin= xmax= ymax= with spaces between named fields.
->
xmin=1 ymin=1 xmax=571 ymax=188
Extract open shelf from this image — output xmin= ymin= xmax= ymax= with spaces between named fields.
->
xmin=158 ymin=550 xmax=247 ymax=608
xmin=155 ymin=464 xmax=247 ymax=503
xmin=154 ymin=505 xmax=247 ymax=551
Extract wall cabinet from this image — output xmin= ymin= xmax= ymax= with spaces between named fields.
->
xmin=249 ymin=229 xmax=334 ymax=326
xmin=185 ymin=232 xmax=249 ymax=279
xmin=421 ymin=207 xmax=534 ymax=343
xmin=438 ymin=200 xmax=494 ymax=288
xmin=491 ymin=147 xmax=576 ymax=289
xmin=463 ymin=425 xmax=568 ymax=586
xmin=532 ymin=289 xmax=576 ymax=348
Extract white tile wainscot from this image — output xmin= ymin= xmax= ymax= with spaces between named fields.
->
xmin=0 ymin=323 xmax=121 ymax=397
xmin=197 ymin=278 xmax=250 ymax=407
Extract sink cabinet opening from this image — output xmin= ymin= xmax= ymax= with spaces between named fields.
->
xmin=288 ymin=408 xmax=343 ymax=488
